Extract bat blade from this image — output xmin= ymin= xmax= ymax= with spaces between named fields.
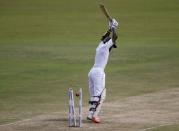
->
xmin=99 ymin=4 xmax=112 ymax=22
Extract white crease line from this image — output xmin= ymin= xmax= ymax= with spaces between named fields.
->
xmin=139 ymin=122 xmax=179 ymax=131
xmin=0 ymin=118 xmax=32 ymax=127
xmin=0 ymin=112 xmax=64 ymax=127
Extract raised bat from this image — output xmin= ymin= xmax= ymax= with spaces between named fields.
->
xmin=99 ymin=4 xmax=112 ymax=22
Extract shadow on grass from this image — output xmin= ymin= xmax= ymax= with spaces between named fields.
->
xmin=43 ymin=117 xmax=94 ymax=124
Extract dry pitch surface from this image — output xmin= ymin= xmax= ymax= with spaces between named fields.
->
xmin=0 ymin=88 xmax=179 ymax=131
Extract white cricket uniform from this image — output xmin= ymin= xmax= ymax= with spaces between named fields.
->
xmin=88 ymin=39 xmax=113 ymax=97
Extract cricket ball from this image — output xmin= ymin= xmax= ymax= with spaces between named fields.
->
xmin=76 ymin=92 xmax=80 ymax=97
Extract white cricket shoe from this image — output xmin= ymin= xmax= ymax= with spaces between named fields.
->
xmin=87 ymin=110 xmax=94 ymax=120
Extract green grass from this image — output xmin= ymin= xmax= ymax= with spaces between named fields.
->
xmin=0 ymin=0 xmax=179 ymax=124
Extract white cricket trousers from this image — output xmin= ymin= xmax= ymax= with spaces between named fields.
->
xmin=88 ymin=67 xmax=105 ymax=97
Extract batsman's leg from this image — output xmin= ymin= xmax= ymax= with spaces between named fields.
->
xmin=93 ymin=73 xmax=106 ymax=117
xmin=93 ymin=88 xmax=106 ymax=117
xmin=87 ymin=72 xmax=95 ymax=120
xmin=87 ymin=96 xmax=100 ymax=120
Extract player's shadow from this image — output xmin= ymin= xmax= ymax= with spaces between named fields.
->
xmin=44 ymin=117 xmax=68 ymax=122
xmin=43 ymin=117 xmax=93 ymax=124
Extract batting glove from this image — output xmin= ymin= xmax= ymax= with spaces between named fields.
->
xmin=111 ymin=18 xmax=119 ymax=29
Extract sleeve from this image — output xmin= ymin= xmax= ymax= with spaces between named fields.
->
xmin=101 ymin=30 xmax=111 ymax=41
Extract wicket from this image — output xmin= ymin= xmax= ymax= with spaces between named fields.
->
xmin=68 ymin=88 xmax=82 ymax=127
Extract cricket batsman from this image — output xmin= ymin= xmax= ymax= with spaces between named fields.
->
xmin=87 ymin=18 xmax=119 ymax=123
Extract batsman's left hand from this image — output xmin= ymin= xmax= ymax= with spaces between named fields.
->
xmin=112 ymin=19 xmax=119 ymax=29
xmin=109 ymin=18 xmax=119 ymax=29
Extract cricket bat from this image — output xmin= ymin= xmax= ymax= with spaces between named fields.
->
xmin=99 ymin=4 xmax=112 ymax=22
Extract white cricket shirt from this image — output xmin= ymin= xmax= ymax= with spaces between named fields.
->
xmin=93 ymin=39 xmax=113 ymax=70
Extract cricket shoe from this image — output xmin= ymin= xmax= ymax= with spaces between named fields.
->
xmin=92 ymin=116 xmax=101 ymax=123
xmin=87 ymin=116 xmax=92 ymax=120
xmin=87 ymin=112 xmax=93 ymax=120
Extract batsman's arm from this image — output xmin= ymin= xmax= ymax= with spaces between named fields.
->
xmin=101 ymin=29 xmax=111 ymax=41
xmin=111 ymin=27 xmax=118 ymax=45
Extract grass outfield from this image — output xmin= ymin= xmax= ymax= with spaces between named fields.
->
xmin=0 ymin=0 xmax=179 ymax=124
